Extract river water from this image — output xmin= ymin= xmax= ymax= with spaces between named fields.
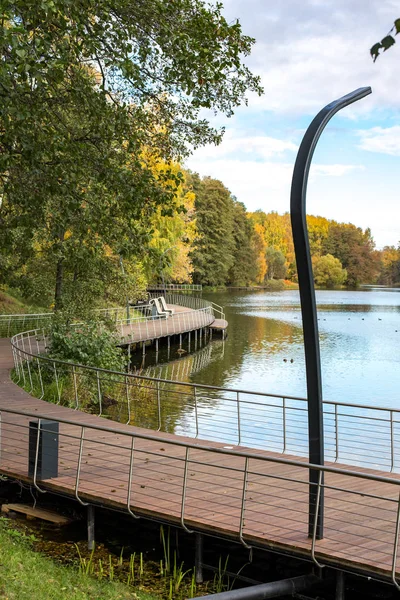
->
xmin=135 ymin=288 xmax=400 ymax=409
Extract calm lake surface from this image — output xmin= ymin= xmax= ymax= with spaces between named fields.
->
xmin=135 ymin=288 xmax=400 ymax=410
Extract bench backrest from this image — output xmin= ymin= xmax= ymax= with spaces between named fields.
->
xmin=149 ymin=297 xmax=168 ymax=317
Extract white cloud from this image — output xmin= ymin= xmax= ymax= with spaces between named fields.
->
xmin=310 ymin=164 xmax=365 ymax=178
xmin=220 ymin=0 xmax=400 ymax=116
xmin=186 ymin=153 xmax=363 ymax=214
xmin=193 ymin=132 xmax=297 ymax=161
xmin=357 ymin=126 xmax=400 ymax=156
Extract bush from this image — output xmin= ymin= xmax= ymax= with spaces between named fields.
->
xmin=48 ymin=318 xmax=126 ymax=372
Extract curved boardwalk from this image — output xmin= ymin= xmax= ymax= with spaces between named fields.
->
xmin=118 ymin=304 xmax=226 ymax=345
xmin=1 ymin=337 xmax=400 ymax=583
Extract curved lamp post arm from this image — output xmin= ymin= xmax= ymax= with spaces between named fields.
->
xmin=290 ymin=87 xmax=372 ymax=539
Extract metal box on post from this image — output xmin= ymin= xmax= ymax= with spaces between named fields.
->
xmin=28 ymin=420 xmax=59 ymax=480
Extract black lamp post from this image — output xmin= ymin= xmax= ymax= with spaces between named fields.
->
xmin=290 ymin=87 xmax=372 ymax=539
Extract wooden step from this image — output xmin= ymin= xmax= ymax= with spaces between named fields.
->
xmin=1 ymin=503 xmax=72 ymax=525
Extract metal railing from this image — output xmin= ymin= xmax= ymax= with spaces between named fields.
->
xmin=1 ymin=403 xmax=400 ymax=584
xmin=147 ymin=284 xmax=202 ymax=292
xmin=10 ymin=328 xmax=400 ymax=474
xmin=162 ymin=293 xmax=225 ymax=321
xmin=0 ymin=295 xmax=222 ymax=338
xmin=0 ymin=312 xmax=53 ymax=337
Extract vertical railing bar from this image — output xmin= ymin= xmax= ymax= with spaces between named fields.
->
xmin=19 ymin=348 xmax=26 ymax=386
xmin=391 ymin=411 xmax=395 ymax=473
xmin=157 ymin=381 xmax=161 ymax=431
xmin=391 ymin=491 xmax=400 ymax=590
xmin=75 ymin=427 xmax=89 ymax=505
xmin=37 ymin=358 xmax=45 ymax=399
xmin=33 ymin=419 xmax=47 ymax=493
xmin=239 ymin=456 xmax=251 ymax=549
xmin=73 ymin=365 xmax=79 ymax=410
xmin=127 ymin=436 xmax=140 ymax=519
xmin=335 ymin=404 xmax=339 ymax=462
xmin=311 ymin=471 xmax=325 ymax=568
xmin=53 ymin=362 xmax=61 ymax=404
xmin=26 ymin=350 xmax=34 ymax=393
xmin=237 ymin=391 xmax=241 ymax=446
xmin=283 ymin=397 xmax=287 ymax=453
xmin=97 ymin=370 xmax=102 ymax=416
xmin=126 ymin=375 xmax=131 ymax=425
xmin=194 ymin=387 xmax=199 ymax=438
xmin=181 ymin=447 xmax=194 ymax=533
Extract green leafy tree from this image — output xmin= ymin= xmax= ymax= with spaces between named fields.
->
xmin=226 ymin=201 xmax=257 ymax=285
xmin=0 ymin=0 xmax=262 ymax=310
xmin=190 ymin=174 xmax=235 ymax=286
xmin=265 ymin=247 xmax=287 ymax=280
xmin=312 ymin=254 xmax=347 ymax=288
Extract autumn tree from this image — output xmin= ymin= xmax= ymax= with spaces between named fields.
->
xmin=312 ymin=254 xmax=347 ymax=288
xmin=377 ymin=246 xmax=400 ymax=286
xmin=323 ymin=224 xmax=378 ymax=287
xmin=144 ymin=165 xmax=198 ymax=285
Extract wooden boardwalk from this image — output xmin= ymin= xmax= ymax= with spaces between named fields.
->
xmin=118 ymin=304 xmax=219 ymax=345
xmin=1 ymin=337 xmax=400 ymax=583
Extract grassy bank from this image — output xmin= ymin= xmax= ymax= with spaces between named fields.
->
xmin=0 ymin=288 xmax=47 ymax=315
xmin=0 ymin=517 xmax=159 ymax=600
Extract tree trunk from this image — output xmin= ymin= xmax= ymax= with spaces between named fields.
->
xmin=54 ymin=257 xmax=64 ymax=311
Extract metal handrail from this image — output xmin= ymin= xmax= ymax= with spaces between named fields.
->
xmin=10 ymin=328 xmax=400 ymax=473
xmin=147 ymin=284 xmax=202 ymax=291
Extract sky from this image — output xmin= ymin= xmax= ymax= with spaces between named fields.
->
xmin=185 ymin=0 xmax=400 ymax=249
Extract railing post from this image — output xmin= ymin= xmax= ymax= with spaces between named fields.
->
xmin=33 ymin=419 xmax=47 ymax=494
xmin=391 ymin=411 xmax=395 ymax=472
xmin=127 ymin=436 xmax=140 ymax=519
xmin=53 ymin=362 xmax=61 ymax=404
xmin=194 ymin=387 xmax=199 ymax=438
xmin=283 ymin=397 xmax=287 ymax=453
xmin=290 ymin=87 xmax=371 ymax=539
xmin=237 ymin=392 xmax=241 ymax=445
xmin=73 ymin=365 xmax=79 ymax=409
xmin=126 ymin=375 xmax=131 ymax=424
xmin=157 ymin=381 xmax=162 ymax=431
xmin=96 ymin=371 xmax=102 ymax=416
xmin=181 ymin=447 xmax=194 ymax=533
xmin=335 ymin=405 xmax=339 ymax=463
xmin=311 ymin=470 xmax=325 ymax=568
xmin=26 ymin=351 xmax=34 ymax=393
xmin=75 ymin=427 xmax=89 ymax=506
xmin=37 ymin=358 xmax=44 ymax=399
xmin=239 ymin=456 xmax=251 ymax=549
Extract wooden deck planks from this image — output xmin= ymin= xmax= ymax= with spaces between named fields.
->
xmin=1 ymin=338 xmax=400 ymax=580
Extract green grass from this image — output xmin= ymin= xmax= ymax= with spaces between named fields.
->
xmin=0 ymin=519 xmax=160 ymax=600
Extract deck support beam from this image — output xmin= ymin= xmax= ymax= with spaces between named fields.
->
xmin=290 ymin=87 xmax=371 ymax=539
xmin=336 ymin=571 xmax=345 ymax=600
xmin=195 ymin=533 xmax=204 ymax=584
xmin=87 ymin=504 xmax=95 ymax=550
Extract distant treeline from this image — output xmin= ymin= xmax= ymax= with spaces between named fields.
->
xmin=186 ymin=173 xmax=400 ymax=289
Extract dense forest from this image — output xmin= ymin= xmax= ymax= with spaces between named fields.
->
xmin=148 ymin=170 xmax=400 ymax=291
